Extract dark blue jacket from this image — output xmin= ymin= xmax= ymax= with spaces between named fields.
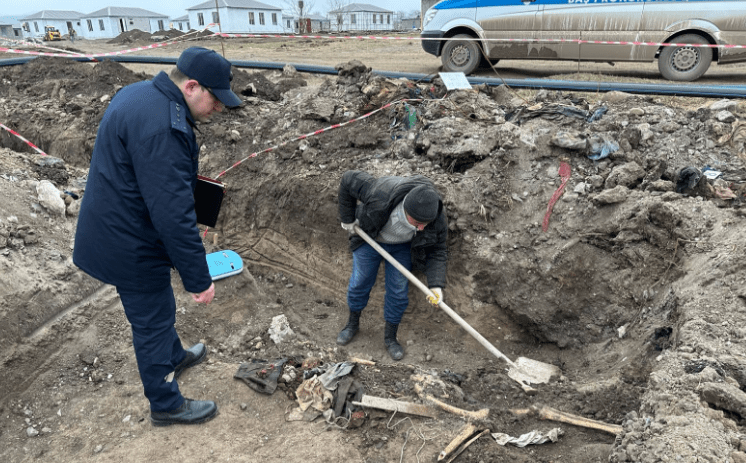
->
xmin=338 ymin=170 xmax=448 ymax=288
xmin=73 ymin=72 xmax=212 ymax=294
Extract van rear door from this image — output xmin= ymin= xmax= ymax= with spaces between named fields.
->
xmin=477 ymin=0 xmax=541 ymax=60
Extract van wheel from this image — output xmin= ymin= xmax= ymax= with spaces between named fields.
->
xmin=442 ymin=34 xmax=481 ymax=75
xmin=658 ymin=34 xmax=712 ymax=81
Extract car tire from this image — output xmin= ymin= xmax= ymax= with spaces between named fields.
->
xmin=658 ymin=34 xmax=712 ymax=82
xmin=441 ymin=34 xmax=482 ymax=75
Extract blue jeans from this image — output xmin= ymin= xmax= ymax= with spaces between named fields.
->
xmin=117 ymin=285 xmax=187 ymax=412
xmin=347 ymin=242 xmax=411 ymax=325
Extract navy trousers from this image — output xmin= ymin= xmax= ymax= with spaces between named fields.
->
xmin=117 ymin=285 xmax=187 ymax=412
xmin=347 ymin=242 xmax=411 ymax=325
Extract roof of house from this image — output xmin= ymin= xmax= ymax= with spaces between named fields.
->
xmin=187 ymin=0 xmax=281 ymax=11
xmin=82 ymin=7 xmax=168 ymax=19
xmin=328 ymin=3 xmax=393 ymax=14
xmin=173 ymin=15 xmax=189 ymax=21
xmin=21 ymin=10 xmax=84 ymax=20
xmin=306 ymin=14 xmax=328 ymax=21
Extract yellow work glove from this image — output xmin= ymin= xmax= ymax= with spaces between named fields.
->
xmin=427 ymin=287 xmax=442 ymax=306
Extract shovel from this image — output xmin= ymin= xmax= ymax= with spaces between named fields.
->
xmin=353 ymin=225 xmax=560 ymax=393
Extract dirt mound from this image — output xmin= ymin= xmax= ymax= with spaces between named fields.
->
xmin=3 ymin=56 xmax=746 ymax=463
xmin=107 ymin=28 xmax=152 ymax=45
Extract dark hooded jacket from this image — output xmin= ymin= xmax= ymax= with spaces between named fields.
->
xmin=338 ymin=170 xmax=448 ymax=289
xmin=73 ymin=71 xmax=212 ymax=294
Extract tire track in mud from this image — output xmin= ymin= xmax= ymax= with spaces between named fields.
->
xmin=0 ymin=285 xmax=119 ymax=403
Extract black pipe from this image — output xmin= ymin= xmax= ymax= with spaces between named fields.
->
xmin=3 ymin=55 xmax=746 ymax=98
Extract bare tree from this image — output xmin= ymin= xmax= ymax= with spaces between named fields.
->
xmin=284 ymin=0 xmax=316 ymax=32
xmin=327 ymin=0 xmax=349 ymax=32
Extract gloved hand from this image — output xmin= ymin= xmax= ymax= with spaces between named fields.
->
xmin=341 ymin=219 xmax=359 ymax=235
xmin=192 ymin=282 xmax=215 ymax=304
xmin=427 ymin=287 xmax=443 ymax=306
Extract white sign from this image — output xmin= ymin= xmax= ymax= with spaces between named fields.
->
xmin=438 ymin=72 xmax=473 ymax=90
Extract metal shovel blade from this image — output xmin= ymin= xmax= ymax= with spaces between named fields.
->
xmin=508 ymin=356 xmax=562 ymax=390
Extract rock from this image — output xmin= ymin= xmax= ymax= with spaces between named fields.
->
xmin=550 ymin=130 xmax=587 ymax=150
xmin=36 ymin=180 xmax=66 ymax=216
xmin=629 ymin=107 xmax=645 ymax=116
xmin=604 ymin=162 xmax=645 ymax=189
xmin=700 ymin=382 xmax=746 ymax=417
xmin=591 ymin=185 xmax=629 ymax=205
xmin=602 ymin=91 xmax=634 ymax=103
xmin=26 ymin=426 xmax=39 ymax=437
xmin=716 ymin=110 xmax=736 ymax=123
xmin=710 ymin=99 xmax=737 ymax=111
xmin=268 ymin=314 xmax=294 ymax=344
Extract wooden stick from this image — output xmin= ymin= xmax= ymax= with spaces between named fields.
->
xmin=438 ymin=423 xmax=477 ymax=461
xmin=443 ymin=429 xmax=491 ymax=463
xmin=414 ymin=383 xmax=489 ymax=421
xmin=352 ymin=394 xmax=438 ymax=419
xmin=511 ymin=405 xmax=622 ymax=435
xmin=348 ymin=357 xmax=376 ymax=366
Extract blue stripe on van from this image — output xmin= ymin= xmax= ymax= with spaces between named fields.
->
xmin=433 ymin=0 xmax=726 ymax=8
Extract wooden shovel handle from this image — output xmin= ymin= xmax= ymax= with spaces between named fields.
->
xmin=353 ymin=225 xmax=517 ymax=368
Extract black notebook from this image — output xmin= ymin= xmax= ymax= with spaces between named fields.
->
xmin=194 ymin=175 xmax=225 ymax=227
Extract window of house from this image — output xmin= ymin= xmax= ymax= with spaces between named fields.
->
xmin=179 ymin=23 xmax=183 ymax=30
xmin=373 ymin=15 xmax=376 ymax=24
xmin=34 ymin=22 xmax=39 ymax=32
xmin=380 ymin=15 xmax=383 ymax=23
xmin=15 ymin=29 xmax=20 ymax=36
xmin=259 ymin=13 xmax=265 ymax=25
xmin=287 ymin=19 xmax=291 ymax=28
xmin=87 ymin=20 xmax=93 ymax=32
xmin=272 ymin=13 xmax=277 ymax=25
xmin=249 ymin=12 xmax=255 ymax=25
xmin=387 ymin=15 xmax=391 ymax=24
xmin=212 ymin=12 xmax=219 ymax=23
xmin=198 ymin=13 xmax=204 ymax=26
xmin=99 ymin=19 xmax=105 ymax=31
xmin=351 ymin=14 xmax=356 ymax=24
xmin=158 ymin=20 xmax=164 ymax=30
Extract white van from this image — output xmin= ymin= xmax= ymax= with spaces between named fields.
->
xmin=420 ymin=0 xmax=746 ymax=81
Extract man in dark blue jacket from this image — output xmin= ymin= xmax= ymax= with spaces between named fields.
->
xmin=73 ymin=47 xmax=241 ymax=426
xmin=337 ymin=170 xmax=448 ymax=360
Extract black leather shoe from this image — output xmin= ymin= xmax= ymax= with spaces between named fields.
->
xmin=150 ymin=399 xmax=218 ymax=427
xmin=174 ymin=343 xmax=207 ymax=380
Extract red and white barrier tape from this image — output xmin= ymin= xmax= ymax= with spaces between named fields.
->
xmin=0 ymin=24 xmax=218 ymax=59
xmin=0 ymin=123 xmax=48 ymax=156
xmin=214 ymin=96 xmax=438 ymax=179
xmin=542 ymin=161 xmax=571 ymax=232
xmin=216 ymin=32 xmax=746 ymax=49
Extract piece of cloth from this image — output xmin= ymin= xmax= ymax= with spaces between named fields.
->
xmin=338 ymin=170 xmax=448 ymax=289
xmin=117 ymin=285 xmax=187 ymax=412
xmin=73 ymin=71 xmax=212 ymax=294
xmin=234 ymin=358 xmax=288 ymax=395
xmin=176 ymin=47 xmax=242 ymax=107
xmin=348 ymin=242 xmax=412 ymax=325
xmin=376 ymin=201 xmax=417 ymax=244
xmin=492 ymin=428 xmax=563 ymax=447
xmin=295 ymin=376 xmax=334 ymax=412
xmin=403 ymin=184 xmax=440 ymax=222
xmin=318 ymin=362 xmax=355 ymax=390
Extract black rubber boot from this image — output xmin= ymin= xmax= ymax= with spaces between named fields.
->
xmin=384 ymin=321 xmax=404 ymax=361
xmin=336 ymin=311 xmax=361 ymax=345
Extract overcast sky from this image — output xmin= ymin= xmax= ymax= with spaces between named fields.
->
xmin=3 ymin=0 xmax=422 ymax=18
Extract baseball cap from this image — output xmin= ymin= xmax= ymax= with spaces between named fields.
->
xmin=176 ymin=47 xmax=242 ymax=107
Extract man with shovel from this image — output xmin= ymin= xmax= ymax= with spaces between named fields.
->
xmin=337 ymin=170 xmax=448 ymax=360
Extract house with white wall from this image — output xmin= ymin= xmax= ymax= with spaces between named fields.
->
xmin=19 ymin=10 xmax=83 ymax=39
xmin=328 ymin=3 xmax=394 ymax=32
xmin=187 ymin=0 xmax=283 ymax=34
xmin=80 ymin=7 xmax=169 ymax=39
xmin=172 ymin=15 xmax=191 ymax=31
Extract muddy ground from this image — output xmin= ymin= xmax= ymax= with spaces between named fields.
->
xmin=2 ymin=36 xmax=746 ymax=463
